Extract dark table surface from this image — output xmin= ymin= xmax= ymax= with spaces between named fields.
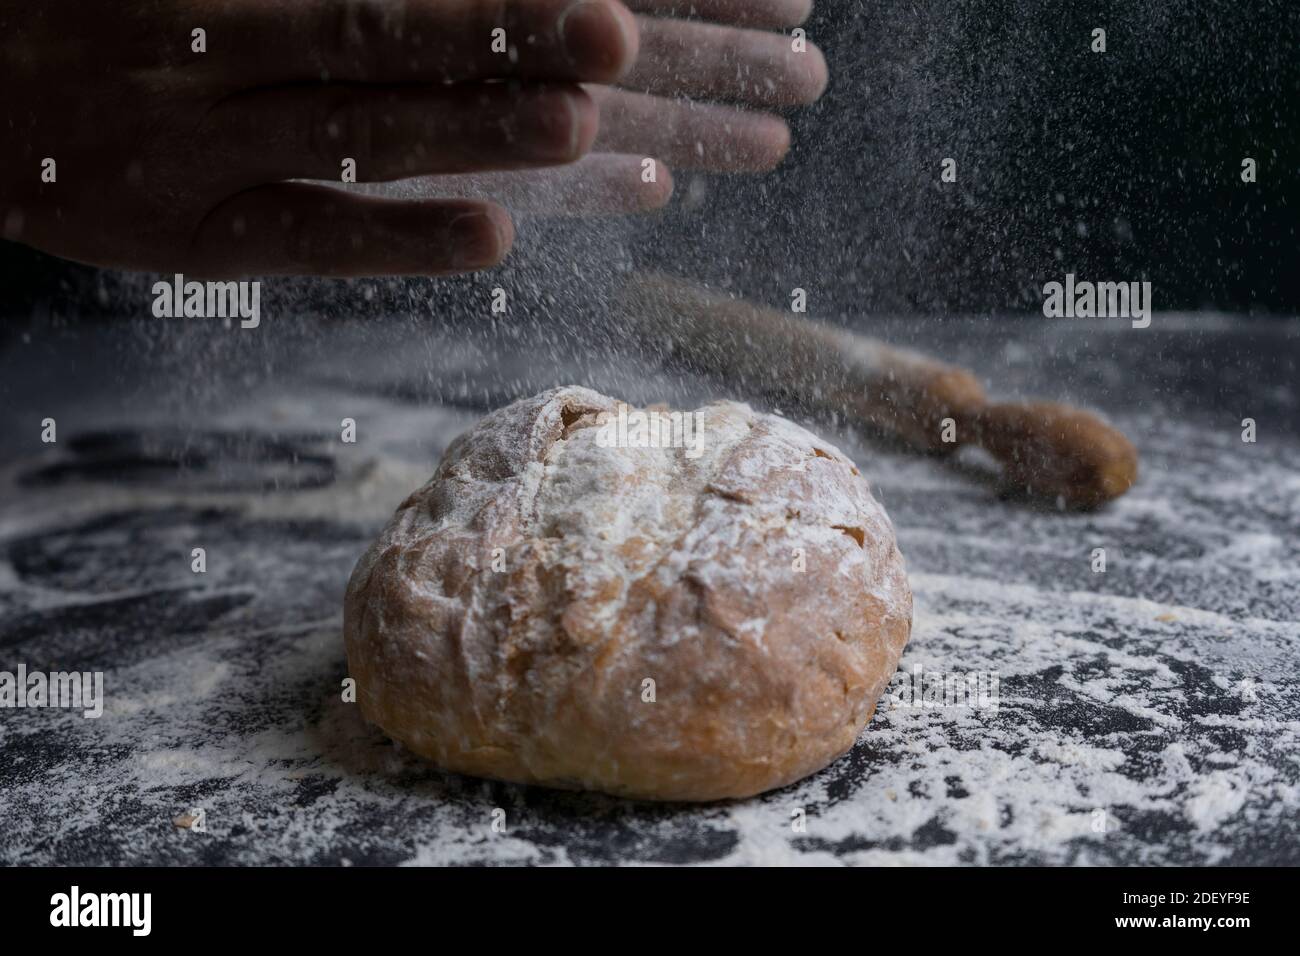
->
xmin=1 ymin=310 xmax=1297 ymax=865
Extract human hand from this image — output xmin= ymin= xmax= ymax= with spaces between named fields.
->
xmin=0 ymin=0 xmax=639 ymax=277
xmin=369 ymin=0 xmax=828 ymax=215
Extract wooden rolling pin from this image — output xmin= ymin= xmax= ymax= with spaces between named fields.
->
xmin=617 ymin=273 xmax=1138 ymax=509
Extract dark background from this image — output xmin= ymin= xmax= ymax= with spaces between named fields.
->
xmin=1 ymin=0 xmax=1296 ymax=320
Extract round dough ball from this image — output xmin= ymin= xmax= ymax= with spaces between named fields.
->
xmin=344 ymin=386 xmax=912 ymax=801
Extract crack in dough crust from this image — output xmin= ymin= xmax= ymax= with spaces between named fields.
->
xmin=344 ymin=386 xmax=913 ymax=801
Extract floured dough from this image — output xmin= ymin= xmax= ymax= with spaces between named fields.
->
xmin=343 ymin=386 xmax=912 ymax=801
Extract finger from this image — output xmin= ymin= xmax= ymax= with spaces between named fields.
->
xmin=189 ymin=184 xmax=514 ymax=277
xmin=585 ymin=86 xmax=790 ymax=171
xmin=622 ymin=0 xmax=812 ymax=29
xmin=203 ymin=83 xmax=598 ymax=185
xmin=623 ymin=16 xmax=827 ymax=107
xmin=349 ymin=154 xmax=675 ymax=217
xmin=222 ymin=0 xmax=639 ymax=87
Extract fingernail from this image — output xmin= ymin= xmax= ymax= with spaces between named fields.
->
xmin=2 ymin=207 xmax=23 ymax=241
xmin=520 ymin=90 xmax=584 ymax=161
xmin=449 ymin=213 xmax=503 ymax=270
xmin=559 ymin=1 xmax=635 ymax=78
xmin=789 ymin=0 xmax=815 ymax=25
